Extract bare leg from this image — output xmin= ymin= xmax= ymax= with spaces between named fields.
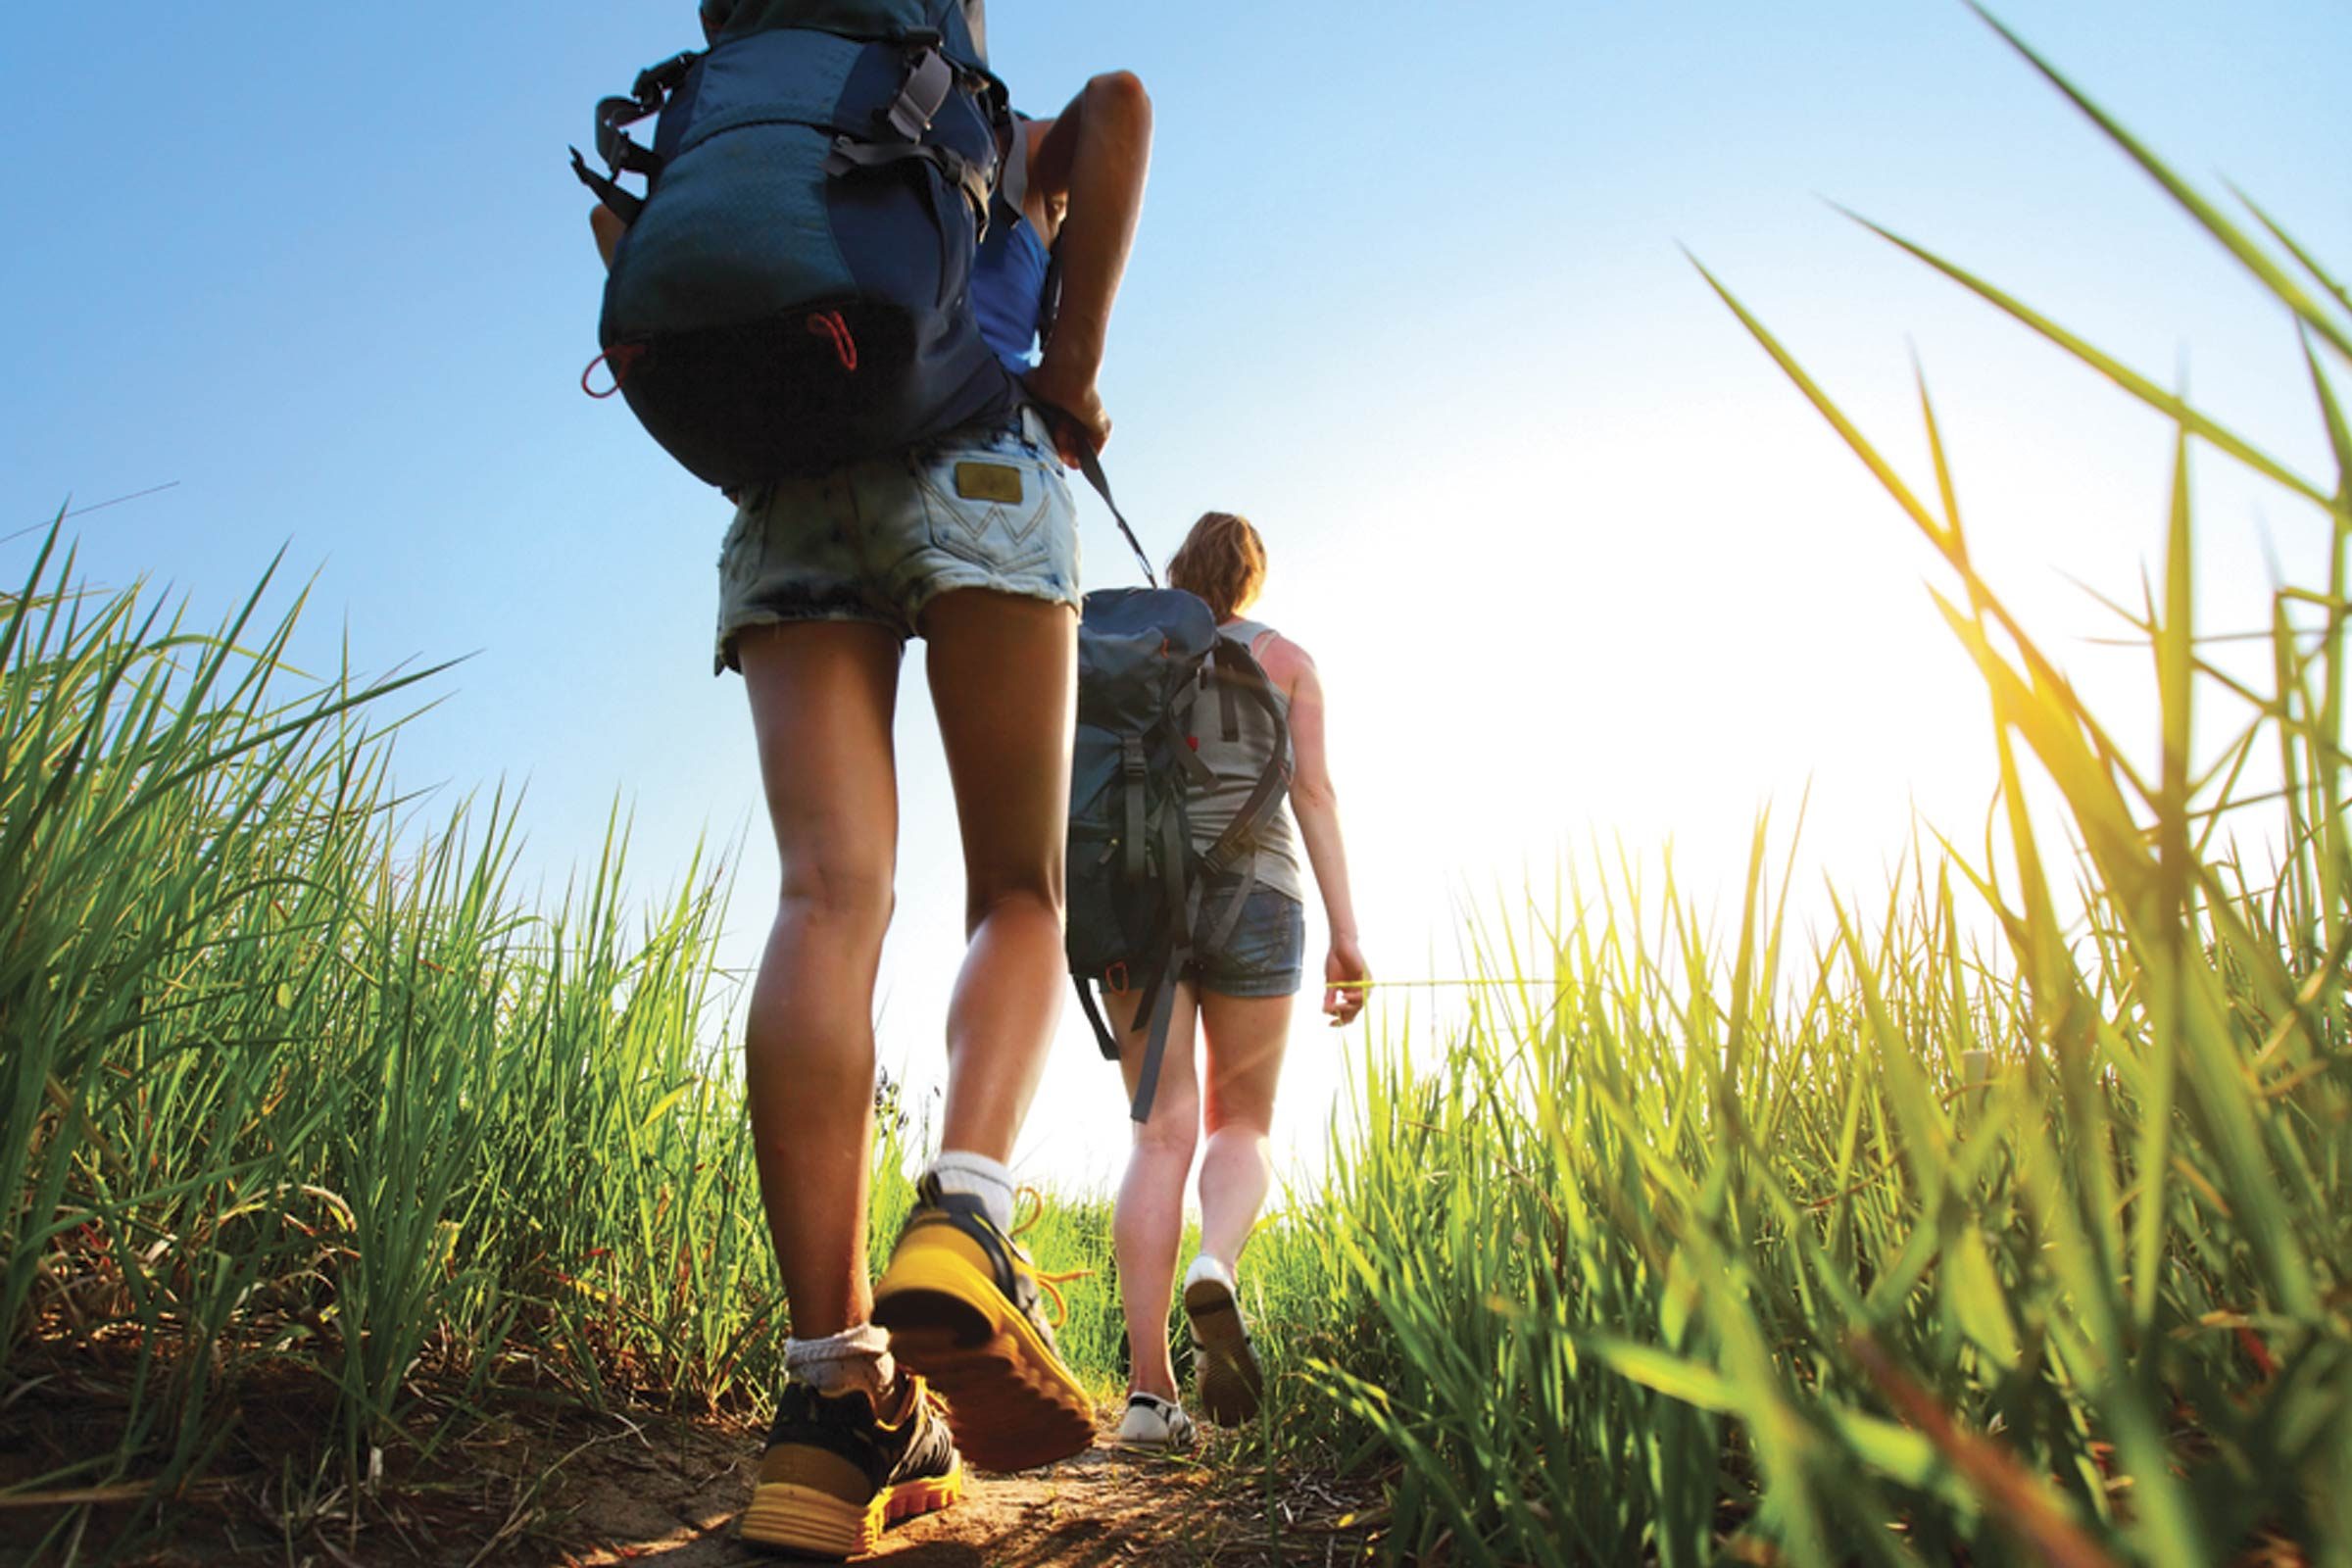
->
xmin=737 ymin=621 xmax=903 ymax=1339
xmin=1107 ymin=983 xmax=1200 ymax=1402
xmin=921 ymin=590 xmax=1077 ymax=1158
xmin=861 ymin=593 xmax=1092 ymax=1475
xmin=1197 ymin=992 xmax=1294 ymax=1269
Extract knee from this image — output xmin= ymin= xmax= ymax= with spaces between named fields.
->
xmin=777 ymin=855 xmax=895 ymax=938
xmin=1131 ymin=1097 xmax=1200 ymax=1166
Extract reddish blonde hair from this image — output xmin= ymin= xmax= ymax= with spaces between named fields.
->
xmin=1166 ymin=512 xmax=1266 ymax=622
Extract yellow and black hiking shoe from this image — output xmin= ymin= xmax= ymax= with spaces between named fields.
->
xmin=870 ymin=1177 xmax=1096 ymax=1472
xmin=739 ymin=1375 xmax=961 ymax=1559
xmin=1182 ymin=1261 xmax=1264 ymax=1425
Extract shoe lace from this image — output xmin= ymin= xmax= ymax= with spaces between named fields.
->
xmin=1008 ymin=1185 xmax=1048 ymax=1240
xmin=1008 ymin=1186 xmax=1093 ymax=1328
xmin=1030 ymin=1262 xmax=1094 ymax=1328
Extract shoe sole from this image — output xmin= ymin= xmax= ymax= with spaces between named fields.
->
xmin=1183 ymin=1277 xmax=1262 ymax=1425
xmin=872 ymin=1248 xmax=1096 ymax=1472
xmin=740 ymin=1464 xmax=962 ymax=1559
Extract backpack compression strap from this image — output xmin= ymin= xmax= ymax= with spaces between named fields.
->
xmin=1071 ymin=799 xmax=1197 ymax=1122
xmin=821 ymin=45 xmax=995 ymax=227
xmin=1121 ymin=805 xmax=1197 ymax=1124
xmin=1073 ymin=975 xmax=1119 ymax=1060
xmin=571 ymin=42 xmax=997 ymax=228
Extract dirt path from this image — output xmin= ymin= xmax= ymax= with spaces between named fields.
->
xmin=548 ymin=1417 xmax=1319 ymax=1568
xmin=24 ymin=1388 xmax=1373 ymax=1566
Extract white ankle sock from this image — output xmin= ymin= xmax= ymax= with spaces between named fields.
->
xmin=927 ymin=1150 xmax=1015 ymax=1235
xmin=785 ymin=1322 xmax=895 ymax=1402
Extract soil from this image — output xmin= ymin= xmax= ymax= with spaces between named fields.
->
xmin=3 ymin=1398 xmax=1381 ymax=1568
xmin=547 ymin=1414 xmax=1307 ymax=1568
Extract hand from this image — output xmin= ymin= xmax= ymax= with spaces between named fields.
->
xmin=590 ymin=205 xmax=627 ymax=271
xmin=1021 ymin=360 xmax=1111 ymax=468
xmin=1323 ymin=935 xmax=1369 ymax=1027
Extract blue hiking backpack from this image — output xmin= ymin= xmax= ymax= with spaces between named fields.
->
xmin=1067 ymin=589 xmax=1291 ymax=1122
xmin=571 ymin=0 xmax=1019 ymax=488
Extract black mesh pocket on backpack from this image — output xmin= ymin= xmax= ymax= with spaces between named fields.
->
xmin=613 ymin=302 xmax=920 ymax=488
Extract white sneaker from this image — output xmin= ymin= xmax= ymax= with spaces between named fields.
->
xmin=1181 ymin=1255 xmax=1263 ymax=1425
xmin=1114 ymin=1392 xmax=1197 ymax=1453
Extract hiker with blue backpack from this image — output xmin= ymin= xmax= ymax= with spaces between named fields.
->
xmin=575 ymin=1 xmax=1150 ymax=1555
xmin=1062 ymin=513 xmax=1369 ymax=1452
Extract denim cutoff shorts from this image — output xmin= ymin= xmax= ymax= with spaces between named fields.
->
xmin=1189 ymin=871 xmax=1306 ymax=999
xmin=714 ymin=406 xmax=1081 ymax=671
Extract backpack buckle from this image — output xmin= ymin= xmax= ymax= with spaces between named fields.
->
xmin=1119 ymin=736 xmax=1147 ymax=779
xmin=880 ymin=46 xmax=955 ymax=142
xmin=630 ymin=51 xmax=700 ymax=113
xmin=593 ymin=103 xmax=664 ymax=177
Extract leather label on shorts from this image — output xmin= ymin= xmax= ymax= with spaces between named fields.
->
xmin=954 ymin=462 xmax=1024 ymax=505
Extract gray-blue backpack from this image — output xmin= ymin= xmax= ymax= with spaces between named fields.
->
xmin=1066 ymin=588 xmax=1291 ymax=1122
xmin=572 ymin=0 xmax=1018 ymax=488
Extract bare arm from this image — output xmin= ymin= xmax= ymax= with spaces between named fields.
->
xmin=1271 ymin=641 xmax=1369 ymax=1025
xmin=1021 ymin=71 xmax=1152 ymax=465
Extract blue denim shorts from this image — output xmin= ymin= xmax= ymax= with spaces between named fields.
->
xmin=1189 ymin=874 xmax=1306 ymax=999
xmin=714 ymin=406 xmax=1082 ymax=671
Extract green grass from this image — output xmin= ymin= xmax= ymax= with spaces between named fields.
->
xmin=0 ymin=533 xmax=786 ymax=1542
xmin=0 ymin=534 xmax=1131 ymax=1557
xmin=7 ymin=10 xmax=2351 ymax=1564
xmin=1217 ymin=14 xmax=2352 ymax=1563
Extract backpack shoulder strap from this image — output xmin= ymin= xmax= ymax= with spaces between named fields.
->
xmin=1189 ymin=641 xmax=1287 ymax=962
xmin=995 ymin=112 xmax=1030 ymax=220
xmin=1197 ymin=848 xmax=1259 ymax=956
xmin=1197 ymin=641 xmax=1290 ymax=876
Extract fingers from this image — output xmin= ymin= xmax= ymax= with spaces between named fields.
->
xmin=1056 ymin=413 xmax=1110 ymax=466
xmin=1042 ymin=406 xmax=1106 ymax=470
xmin=589 ymin=204 xmax=626 ymax=270
xmin=1322 ymin=966 xmax=1367 ymax=1026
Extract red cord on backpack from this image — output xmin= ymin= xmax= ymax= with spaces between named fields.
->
xmin=807 ymin=310 xmax=858 ymax=372
xmin=580 ymin=342 xmax=647 ymax=399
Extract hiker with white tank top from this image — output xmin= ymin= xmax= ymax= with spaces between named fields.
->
xmin=1102 ymin=511 xmax=1369 ymax=1452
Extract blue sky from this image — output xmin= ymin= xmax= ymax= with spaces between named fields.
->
xmin=10 ymin=2 xmax=2347 ymax=1188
